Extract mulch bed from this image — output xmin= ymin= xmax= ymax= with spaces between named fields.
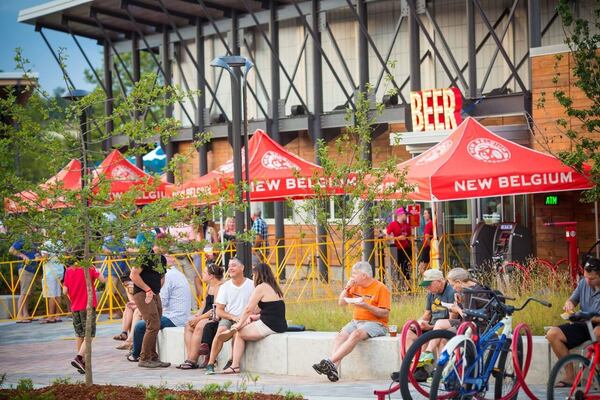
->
xmin=0 ymin=383 xmax=302 ymax=400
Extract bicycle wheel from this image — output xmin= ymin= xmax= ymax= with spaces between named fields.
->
xmin=547 ymin=353 xmax=600 ymax=400
xmin=398 ymin=329 xmax=456 ymax=400
xmin=429 ymin=336 xmax=477 ymax=400
xmin=493 ymin=334 xmax=522 ymax=400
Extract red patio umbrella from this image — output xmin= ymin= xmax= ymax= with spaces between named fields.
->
xmin=169 ymin=129 xmax=337 ymax=204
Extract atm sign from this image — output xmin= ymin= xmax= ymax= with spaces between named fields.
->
xmin=545 ymin=195 xmax=558 ymax=205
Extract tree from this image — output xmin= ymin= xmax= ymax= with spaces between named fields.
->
xmin=1 ymin=50 xmax=204 ymax=385
xmin=291 ymin=87 xmax=411 ymax=282
xmin=547 ymin=0 xmax=600 ymax=202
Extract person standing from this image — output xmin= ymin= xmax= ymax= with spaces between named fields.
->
xmin=418 ymin=208 xmax=433 ymax=275
xmin=9 ymin=238 xmax=40 ymax=322
xmin=40 ymin=239 xmax=65 ymax=323
xmin=129 ymin=233 xmax=170 ymax=368
xmin=251 ymin=209 xmax=268 ymax=262
xmin=220 ymin=217 xmax=236 ymax=269
xmin=386 ymin=207 xmax=412 ymax=285
xmin=63 ymin=257 xmax=106 ymax=373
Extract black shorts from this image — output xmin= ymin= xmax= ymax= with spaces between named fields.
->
xmin=558 ymin=322 xmax=593 ymax=349
xmin=72 ymin=309 xmax=97 ymax=338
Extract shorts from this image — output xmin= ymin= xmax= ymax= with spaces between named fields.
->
xmin=219 ymin=319 xmax=235 ymax=329
xmin=19 ymin=269 xmax=35 ymax=296
xmin=250 ymin=319 xmax=276 ymax=337
xmin=42 ymin=266 xmax=63 ymax=298
xmin=558 ymin=322 xmax=595 ymax=349
xmin=341 ymin=320 xmax=387 ymax=338
xmin=72 ymin=309 xmax=97 ymax=338
xmin=420 ymin=246 xmax=431 ymax=263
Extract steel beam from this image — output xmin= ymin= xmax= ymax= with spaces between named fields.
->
xmin=132 ymin=33 xmax=144 ymax=169
xmin=123 ymin=0 xmax=195 ymax=23
xmin=104 ymin=43 xmax=113 ymax=153
xmin=243 ymin=37 xmax=270 ymax=103
xmin=269 ymin=1 xmax=286 ymax=280
xmin=63 ymin=14 xmax=133 ymax=37
xmin=90 ymin=6 xmax=163 ymax=31
xmin=472 ymin=0 xmax=527 ymax=92
xmin=283 ymin=33 xmax=308 ymax=104
xmin=162 ymin=27 xmax=175 ymax=184
xmin=196 ymin=20 xmax=208 ymax=176
xmin=467 ymin=0 xmax=477 ymax=97
xmin=528 ymin=0 xmax=541 ymax=48
xmin=325 ymin=22 xmax=356 ymax=90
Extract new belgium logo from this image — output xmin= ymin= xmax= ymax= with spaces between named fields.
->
xmin=261 ymin=151 xmax=299 ymax=170
xmin=467 ymin=138 xmax=511 ymax=163
xmin=416 ymin=139 xmax=453 ymax=166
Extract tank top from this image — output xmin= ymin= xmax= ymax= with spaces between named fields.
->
xmin=202 ymin=293 xmax=215 ymax=314
xmin=258 ymin=299 xmax=287 ymax=333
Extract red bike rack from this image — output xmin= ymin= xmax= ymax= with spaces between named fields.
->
xmin=544 ymin=221 xmax=579 ymax=285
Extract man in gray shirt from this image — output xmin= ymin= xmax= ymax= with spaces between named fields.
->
xmin=546 ymin=258 xmax=600 ymax=384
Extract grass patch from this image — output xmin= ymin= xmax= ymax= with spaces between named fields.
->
xmin=286 ymin=285 xmax=571 ymax=335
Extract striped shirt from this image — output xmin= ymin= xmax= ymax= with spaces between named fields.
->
xmin=160 ymin=267 xmax=192 ymax=326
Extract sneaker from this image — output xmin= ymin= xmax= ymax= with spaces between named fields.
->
xmin=418 ymin=351 xmax=434 ymax=366
xmin=312 ymin=359 xmax=331 ymax=376
xmin=152 ymin=360 xmax=171 ymax=368
xmin=414 ymin=367 xmax=429 ymax=382
xmin=205 ymin=364 xmax=216 ymax=375
xmin=324 ymin=359 xmax=339 ymax=382
xmin=71 ymin=356 xmax=85 ymax=374
xmin=139 ymin=360 xmax=164 ymax=368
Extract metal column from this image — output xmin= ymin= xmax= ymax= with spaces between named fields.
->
xmin=132 ymin=33 xmax=143 ymax=169
xmin=162 ymin=28 xmax=175 ymax=183
xmin=311 ymin=0 xmax=328 ymax=281
xmin=270 ymin=1 xmax=286 ymax=281
xmin=407 ymin=0 xmax=421 ymax=130
xmin=358 ymin=0 xmax=374 ymax=268
xmin=528 ymin=0 xmax=541 ymax=92
xmin=467 ymin=0 xmax=477 ymax=98
xmin=103 ymin=42 xmax=113 ymax=153
xmin=196 ymin=20 xmax=208 ymax=176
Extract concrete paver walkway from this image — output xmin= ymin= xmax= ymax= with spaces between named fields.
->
xmin=0 ymin=318 xmax=548 ymax=399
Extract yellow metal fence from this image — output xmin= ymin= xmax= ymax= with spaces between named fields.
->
xmin=0 ymin=232 xmax=472 ymax=321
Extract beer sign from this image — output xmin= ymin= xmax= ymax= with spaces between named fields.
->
xmin=410 ymin=88 xmax=463 ymax=132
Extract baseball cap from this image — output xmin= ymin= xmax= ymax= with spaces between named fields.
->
xmin=419 ymin=269 xmax=444 ymax=287
xmin=396 ymin=207 xmax=406 ymax=215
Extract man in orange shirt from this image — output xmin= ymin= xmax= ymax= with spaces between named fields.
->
xmin=312 ymin=261 xmax=391 ymax=382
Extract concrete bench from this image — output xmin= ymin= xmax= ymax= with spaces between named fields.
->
xmin=157 ymin=327 xmax=558 ymax=384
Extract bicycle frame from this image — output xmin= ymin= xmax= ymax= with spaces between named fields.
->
xmin=569 ymin=320 xmax=600 ymax=399
xmin=438 ymin=315 xmax=513 ymax=396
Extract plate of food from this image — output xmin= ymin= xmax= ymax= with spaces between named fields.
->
xmin=344 ymin=297 xmax=364 ymax=304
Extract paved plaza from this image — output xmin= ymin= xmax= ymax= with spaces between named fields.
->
xmin=0 ymin=318 xmax=548 ymax=399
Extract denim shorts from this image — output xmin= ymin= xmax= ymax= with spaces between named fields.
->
xmin=341 ymin=319 xmax=387 ymax=338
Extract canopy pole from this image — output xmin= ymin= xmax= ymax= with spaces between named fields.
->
xmin=431 ymin=201 xmax=441 ymax=270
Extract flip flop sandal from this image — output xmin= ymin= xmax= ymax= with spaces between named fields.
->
xmin=176 ymin=360 xmax=199 ymax=370
xmin=554 ymin=380 xmax=574 ymax=388
xmin=221 ymin=366 xmax=240 ymax=374
xmin=16 ymin=319 xmax=32 ymax=324
xmin=113 ymin=332 xmax=128 ymax=341
xmin=126 ymin=354 xmax=139 ymax=362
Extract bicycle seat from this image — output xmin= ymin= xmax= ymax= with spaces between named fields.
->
xmin=568 ymin=311 xmax=600 ymax=322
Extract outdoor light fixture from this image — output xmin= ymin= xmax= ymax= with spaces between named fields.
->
xmin=211 ymin=55 xmax=254 ymax=276
xmin=290 ymin=104 xmax=306 ymax=116
xmin=382 ymin=93 xmax=399 ymax=107
xmin=211 ymin=113 xmax=227 ymax=124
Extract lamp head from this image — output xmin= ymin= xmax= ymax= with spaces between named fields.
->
xmin=210 ymin=56 xmax=254 ymax=76
xmin=61 ymin=89 xmax=90 ymax=101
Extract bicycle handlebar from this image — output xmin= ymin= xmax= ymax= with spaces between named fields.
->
xmin=515 ymin=297 xmax=552 ymax=311
xmin=568 ymin=311 xmax=600 ymax=322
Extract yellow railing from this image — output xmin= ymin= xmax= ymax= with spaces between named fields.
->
xmin=0 ymin=232 xmax=473 ymax=321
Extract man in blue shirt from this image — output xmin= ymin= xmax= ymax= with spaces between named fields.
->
xmin=547 ymin=258 xmax=600 ymax=385
xmin=9 ymin=239 xmax=40 ymax=322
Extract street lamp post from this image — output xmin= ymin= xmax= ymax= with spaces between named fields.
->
xmin=210 ymin=56 xmax=254 ymax=276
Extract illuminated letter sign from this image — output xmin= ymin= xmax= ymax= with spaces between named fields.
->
xmin=410 ymin=87 xmax=463 ymax=132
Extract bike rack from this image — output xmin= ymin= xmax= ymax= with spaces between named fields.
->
xmin=373 ymin=320 xmax=421 ymax=400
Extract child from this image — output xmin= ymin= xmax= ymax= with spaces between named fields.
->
xmin=63 ymin=260 xmax=106 ymax=374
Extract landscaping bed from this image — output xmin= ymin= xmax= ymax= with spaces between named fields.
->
xmin=0 ymin=383 xmax=303 ymax=400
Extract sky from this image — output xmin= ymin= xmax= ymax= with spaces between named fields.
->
xmin=0 ymin=0 xmax=101 ymax=92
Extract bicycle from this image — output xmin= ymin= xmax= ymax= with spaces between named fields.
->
xmin=547 ymin=311 xmax=600 ymax=400
xmin=429 ymin=289 xmax=551 ymax=400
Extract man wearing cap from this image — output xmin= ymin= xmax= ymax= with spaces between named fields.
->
xmin=546 ymin=258 xmax=600 ymax=386
xmin=313 ymin=261 xmax=391 ymax=382
xmin=386 ymin=207 xmax=412 ymax=285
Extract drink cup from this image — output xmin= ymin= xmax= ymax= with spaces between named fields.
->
xmin=389 ymin=324 xmax=398 ymax=337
